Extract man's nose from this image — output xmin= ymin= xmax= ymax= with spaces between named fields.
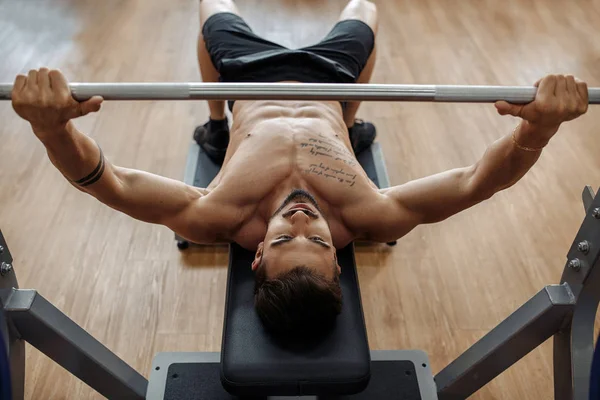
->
xmin=290 ymin=210 xmax=311 ymax=226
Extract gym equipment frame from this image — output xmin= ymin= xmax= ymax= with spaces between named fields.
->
xmin=1 ymin=82 xmax=600 ymax=103
xmin=1 ymin=184 xmax=599 ymax=399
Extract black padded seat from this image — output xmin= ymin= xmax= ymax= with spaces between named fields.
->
xmin=220 ymin=243 xmax=371 ymax=397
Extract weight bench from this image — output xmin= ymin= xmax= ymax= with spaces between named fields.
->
xmin=164 ymin=140 xmax=437 ymax=398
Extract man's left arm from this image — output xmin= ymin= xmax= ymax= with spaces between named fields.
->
xmin=371 ymin=75 xmax=588 ymax=241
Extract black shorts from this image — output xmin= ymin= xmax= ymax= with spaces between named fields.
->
xmin=202 ymin=13 xmax=375 ymax=107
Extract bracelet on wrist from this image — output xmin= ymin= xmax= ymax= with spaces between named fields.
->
xmin=511 ymin=125 xmax=546 ymax=152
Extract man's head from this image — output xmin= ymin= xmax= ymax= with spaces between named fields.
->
xmin=252 ymin=189 xmax=342 ymax=335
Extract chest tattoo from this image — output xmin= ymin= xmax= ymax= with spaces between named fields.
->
xmin=300 ymin=134 xmax=359 ymax=187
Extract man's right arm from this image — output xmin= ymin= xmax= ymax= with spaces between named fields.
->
xmin=11 ymin=68 xmax=221 ymax=244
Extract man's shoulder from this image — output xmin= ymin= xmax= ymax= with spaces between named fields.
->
xmin=339 ymin=188 xmax=407 ymax=241
xmin=180 ymin=190 xmax=246 ymax=241
xmin=230 ymin=217 xmax=267 ymax=250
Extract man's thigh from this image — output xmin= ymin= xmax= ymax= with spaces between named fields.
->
xmin=200 ymin=10 xmax=286 ymax=82
xmin=300 ymin=18 xmax=376 ymax=84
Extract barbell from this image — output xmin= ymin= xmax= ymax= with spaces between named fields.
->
xmin=0 ymin=82 xmax=599 ymax=103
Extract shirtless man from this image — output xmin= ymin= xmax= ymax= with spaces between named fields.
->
xmin=11 ymin=0 xmax=588 ymax=335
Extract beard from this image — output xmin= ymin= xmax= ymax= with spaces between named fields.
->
xmin=271 ymin=189 xmax=324 ymax=219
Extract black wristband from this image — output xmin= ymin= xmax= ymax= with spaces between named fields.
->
xmin=74 ymin=145 xmax=105 ymax=187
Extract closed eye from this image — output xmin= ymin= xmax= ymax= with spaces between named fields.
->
xmin=271 ymin=235 xmax=330 ymax=249
xmin=311 ymin=237 xmax=331 ymax=248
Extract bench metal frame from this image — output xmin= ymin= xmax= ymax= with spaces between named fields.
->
xmin=145 ymin=350 xmax=438 ymax=400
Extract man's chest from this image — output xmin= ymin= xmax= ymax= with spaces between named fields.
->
xmin=213 ymin=124 xmax=377 ymax=199
xmin=206 ymin=127 xmax=378 ymax=248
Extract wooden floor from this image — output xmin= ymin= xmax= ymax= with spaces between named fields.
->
xmin=1 ymin=0 xmax=599 ymax=398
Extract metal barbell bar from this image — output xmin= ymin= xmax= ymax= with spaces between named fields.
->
xmin=1 ymin=82 xmax=599 ymax=103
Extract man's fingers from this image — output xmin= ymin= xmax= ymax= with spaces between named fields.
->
xmin=555 ymin=75 xmax=567 ymax=95
xmin=566 ymin=75 xmax=577 ymax=94
xmin=494 ymin=101 xmax=522 ymax=117
xmin=576 ymin=81 xmax=589 ymax=111
xmin=13 ymin=74 xmax=26 ymax=93
xmin=575 ymin=79 xmax=588 ymax=101
xmin=536 ymin=75 xmax=557 ymax=99
xmin=48 ymin=69 xmax=71 ymax=97
xmin=26 ymin=70 xmax=38 ymax=88
xmin=38 ymin=68 xmax=51 ymax=92
xmin=79 ymin=96 xmax=103 ymax=116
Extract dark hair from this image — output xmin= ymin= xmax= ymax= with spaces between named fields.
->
xmin=254 ymin=262 xmax=342 ymax=336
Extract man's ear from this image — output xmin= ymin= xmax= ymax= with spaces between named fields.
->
xmin=251 ymin=242 xmax=264 ymax=271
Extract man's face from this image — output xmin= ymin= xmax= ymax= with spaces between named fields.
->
xmin=252 ymin=189 xmax=340 ymax=279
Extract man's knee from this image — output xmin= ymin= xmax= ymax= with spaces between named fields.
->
xmin=350 ymin=0 xmax=377 ymax=13
xmin=340 ymin=0 xmax=378 ymax=35
xmin=199 ymin=0 xmax=240 ymax=26
xmin=200 ymin=0 xmax=236 ymax=7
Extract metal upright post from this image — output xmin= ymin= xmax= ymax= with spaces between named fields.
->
xmin=553 ymin=187 xmax=600 ymax=399
xmin=0 ymin=229 xmax=24 ymax=400
xmin=436 ymin=186 xmax=600 ymax=399
xmin=0 ymin=228 xmax=148 ymax=400
xmin=434 ymin=285 xmax=575 ymax=399
xmin=3 ymin=289 xmax=148 ymax=399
